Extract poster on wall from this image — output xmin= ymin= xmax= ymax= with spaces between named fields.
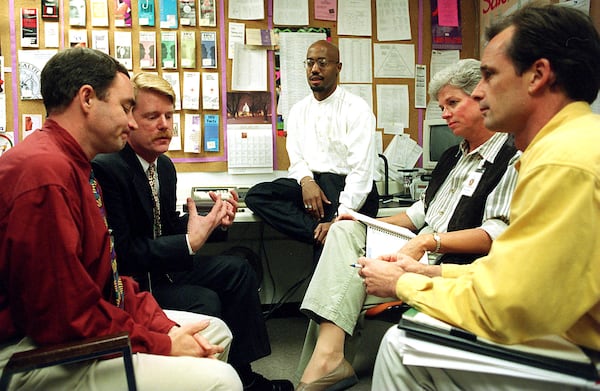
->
xmin=18 ymin=50 xmax=57 ymax=100
xmin=200 ymin=0 xmax=216 ymax=26
xmin=138 ymin=0 xmax=155 ymax=26
xmin=431 ymin=0 xmax=462 ymax=50
xmin=0 ymin=132 xmax=13 ymax=156
xmin=115 ymin=0 xmax=133 ymax=27
xmin=479 ymin=0 xmax=551 ymax=52
xmin=22 ymin=114 xmax=42 ymax=138
xmin=21 ymin=8 xmax=39 ymax=48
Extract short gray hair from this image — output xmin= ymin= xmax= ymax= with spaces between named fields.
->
xmin=428 ymin=58 xmax=481 ymax=101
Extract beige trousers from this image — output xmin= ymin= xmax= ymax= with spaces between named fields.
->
xmin=373 ymin=327 xmax=594 ymax=391
xmin=297 ymin=220 xmax=394 ymax=377
xmin=0 ymin=310 xmax=242 ymax=391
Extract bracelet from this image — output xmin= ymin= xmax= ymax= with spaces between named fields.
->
xmin=433 ymin=233 xmax=441 ymax=253
xmin=301 ymin=179 xmax=315 ymax=187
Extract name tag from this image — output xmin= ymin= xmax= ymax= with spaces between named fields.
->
xmin=460 ymin=170 xmax=483 ymax=197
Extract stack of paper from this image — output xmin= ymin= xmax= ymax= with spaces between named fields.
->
xmin=399 ymin=309 xmax=600 ymax=387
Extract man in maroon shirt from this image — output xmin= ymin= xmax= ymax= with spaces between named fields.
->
xmin=0 ymin=47 xmax=242 ymax=390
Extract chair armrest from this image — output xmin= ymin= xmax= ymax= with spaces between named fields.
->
xmin=4 ymin=332 xmax=131 ymax=371
xmin=0 ymin=332 xmax=136 ymax=391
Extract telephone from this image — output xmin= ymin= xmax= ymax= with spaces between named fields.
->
xmin=191 ymin=187 xmax=234 ymax=209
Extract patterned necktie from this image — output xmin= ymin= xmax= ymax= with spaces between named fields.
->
xmin=89 ymin=170 xmax=125 ymax=308
xmin=147 ymin=162 xmax=162 ymax=239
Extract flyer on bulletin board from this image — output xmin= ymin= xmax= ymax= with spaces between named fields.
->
xmin=138 ymin=0 xmax=155 ymax=26
xmin=160 ymin=0 xmax=178 ymax=28
xmin=204 ymin=114 xmax=219 ymax=152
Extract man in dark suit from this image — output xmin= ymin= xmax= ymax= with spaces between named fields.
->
xmin=92 ymin=72 xmax=293 ymax=391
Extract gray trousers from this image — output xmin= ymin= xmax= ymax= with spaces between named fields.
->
xmin=0 ymin=310 xmax=242 ymax=391
xmin=373 ymin=327 xmax=593 ymax=391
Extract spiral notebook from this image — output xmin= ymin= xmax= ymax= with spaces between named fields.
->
xmin=347 ymin=210 xmax=428 ymax=263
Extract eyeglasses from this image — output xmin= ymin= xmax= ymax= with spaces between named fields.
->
xmin=303 ymin=58 xmax=339 ymax=69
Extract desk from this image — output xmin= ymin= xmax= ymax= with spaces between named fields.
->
xmin=233 ymin=203 xmax=407 ymax=222
xmin=201 ymin=203 xmax=408 ymax=309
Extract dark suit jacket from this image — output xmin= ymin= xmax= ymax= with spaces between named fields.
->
xmin=92 ymin=143 xmax=193 ymax=278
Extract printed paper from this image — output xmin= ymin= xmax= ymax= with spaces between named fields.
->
xmin=199 ymin=0 xmax=216 ymax=26
xmin=139 ymin=31 xmax=156 ymax=68
xmin=162 ymin=72 xmax=182 ymax=110
xmin=138 ymin=0 xmax=155 ymax=26
xmin=182 ymin=71 xmax=200 ymax=110
xmin=180 ymin=31 xmax=196 ymax=68
xmin=204 ymin=114 xmax=219 ymax=152
xmin=179 ymin=0 xmax=197 ymax=26
xmin=114 ymin=31 xmax=133 ymax=70
xmin=21 ymin=8 xmax=39 ymax=48
xmin=92 ymin=30 xmax=110 ymax=53
xmin=91 ymin=0 xmax=109 ymax=26
xmin=201 ymin=72 xmax=219 ymax=110
xmin=69 ymin=0 xmax=86 ymax=26
xmin=115 ymin=0 xmax=133 ymax=27
xmin=160 ymin=0 xmax=178 ymax=28
xmin=184 ymin=113 xmax=201 ymax=153
xmin=160 ymin=31 xmax=177 ymax=69
xmin=201 ymin=31 xmax=217 ymax=68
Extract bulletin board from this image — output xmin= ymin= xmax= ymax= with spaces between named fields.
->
xmin=0 ymin=0 xmax=482 ymax=173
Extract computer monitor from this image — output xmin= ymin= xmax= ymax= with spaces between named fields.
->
xmin=422 ymin=119 xmax=463 ymax=171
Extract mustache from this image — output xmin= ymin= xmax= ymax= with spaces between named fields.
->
xmin=153 ymin=130 xmax=173 ymax=139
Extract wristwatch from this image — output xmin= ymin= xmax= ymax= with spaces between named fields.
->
xmin=433 ymin=233 xmax=442 ymax=253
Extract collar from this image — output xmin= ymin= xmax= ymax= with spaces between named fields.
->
xmin=460 ymin=132 xmax=509 ymax=165
xmin=136 ymin=154 xmax=157 ymax=173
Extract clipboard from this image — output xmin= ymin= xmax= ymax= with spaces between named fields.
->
xmin=398 ymin=309 xmax=599 ymax=381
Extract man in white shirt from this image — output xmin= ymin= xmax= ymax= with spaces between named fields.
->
xmin=245 ymin=40 xmax=379 ymax=250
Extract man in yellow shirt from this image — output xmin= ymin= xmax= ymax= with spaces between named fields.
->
xmin=359 ymin=4 xmax=600 ymax=390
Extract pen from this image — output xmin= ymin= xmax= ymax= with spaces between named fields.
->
xmin=349 ymin=263 xmax=362 ymax=268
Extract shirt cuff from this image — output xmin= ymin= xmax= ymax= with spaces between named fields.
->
xmin=395 ymin=272 xmax=433 ymax=301
xmin=337 ymin=204 xmax=352 ymax=216
xmin=185 ymin=234 xmax=196 ymax=255
xmin=405 ymin=200 xmax=425 ymax=229
xmin=481 ymin=219 xmax=508 ymax=241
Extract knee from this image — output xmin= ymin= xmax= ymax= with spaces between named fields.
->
xmin=210 ymin=363 xmax=244 ymax=390
xmin=244 ymin=184 xmax=266 ymax=207
xmin=220 ymin=255 xmax=259 ymax=285
xmin=330 ymin=219 xmax=360 ymax=238
xmin=201 ymin=295 xmax=222 ymax=316
xmin=186 ymin=289 xmax=222 ymax=316
xmin=378 ymin=326 xmax=403 ymax=362
xmin=209 ymin=316 xmax=234 ymax=343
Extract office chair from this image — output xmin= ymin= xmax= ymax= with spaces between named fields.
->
xmin=0 ymin=332 xmax=137 ymax=391
xmin=364 ymin=300 xmax=409 ymax=322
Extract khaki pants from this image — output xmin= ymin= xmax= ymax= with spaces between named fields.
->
xmin=297 ymin=220 xmax=393 ymax=376
xmin=0 ymin=310 xmax=242 ymax=391
xmin=373 ymin=327 xmax=593 ymax=391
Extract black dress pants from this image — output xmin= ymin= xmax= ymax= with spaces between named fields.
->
xmin=245 ymin=173 xmax=379 ymax=244
xmin=151 ymin=254 xmax=270 ymax=368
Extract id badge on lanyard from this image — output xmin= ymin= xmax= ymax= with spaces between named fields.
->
xmin=460 ymin=161 xmax=486 ymax=197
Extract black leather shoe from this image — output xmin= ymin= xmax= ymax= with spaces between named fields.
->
xmin=244 ymin=372 xmax=294 ymax=391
